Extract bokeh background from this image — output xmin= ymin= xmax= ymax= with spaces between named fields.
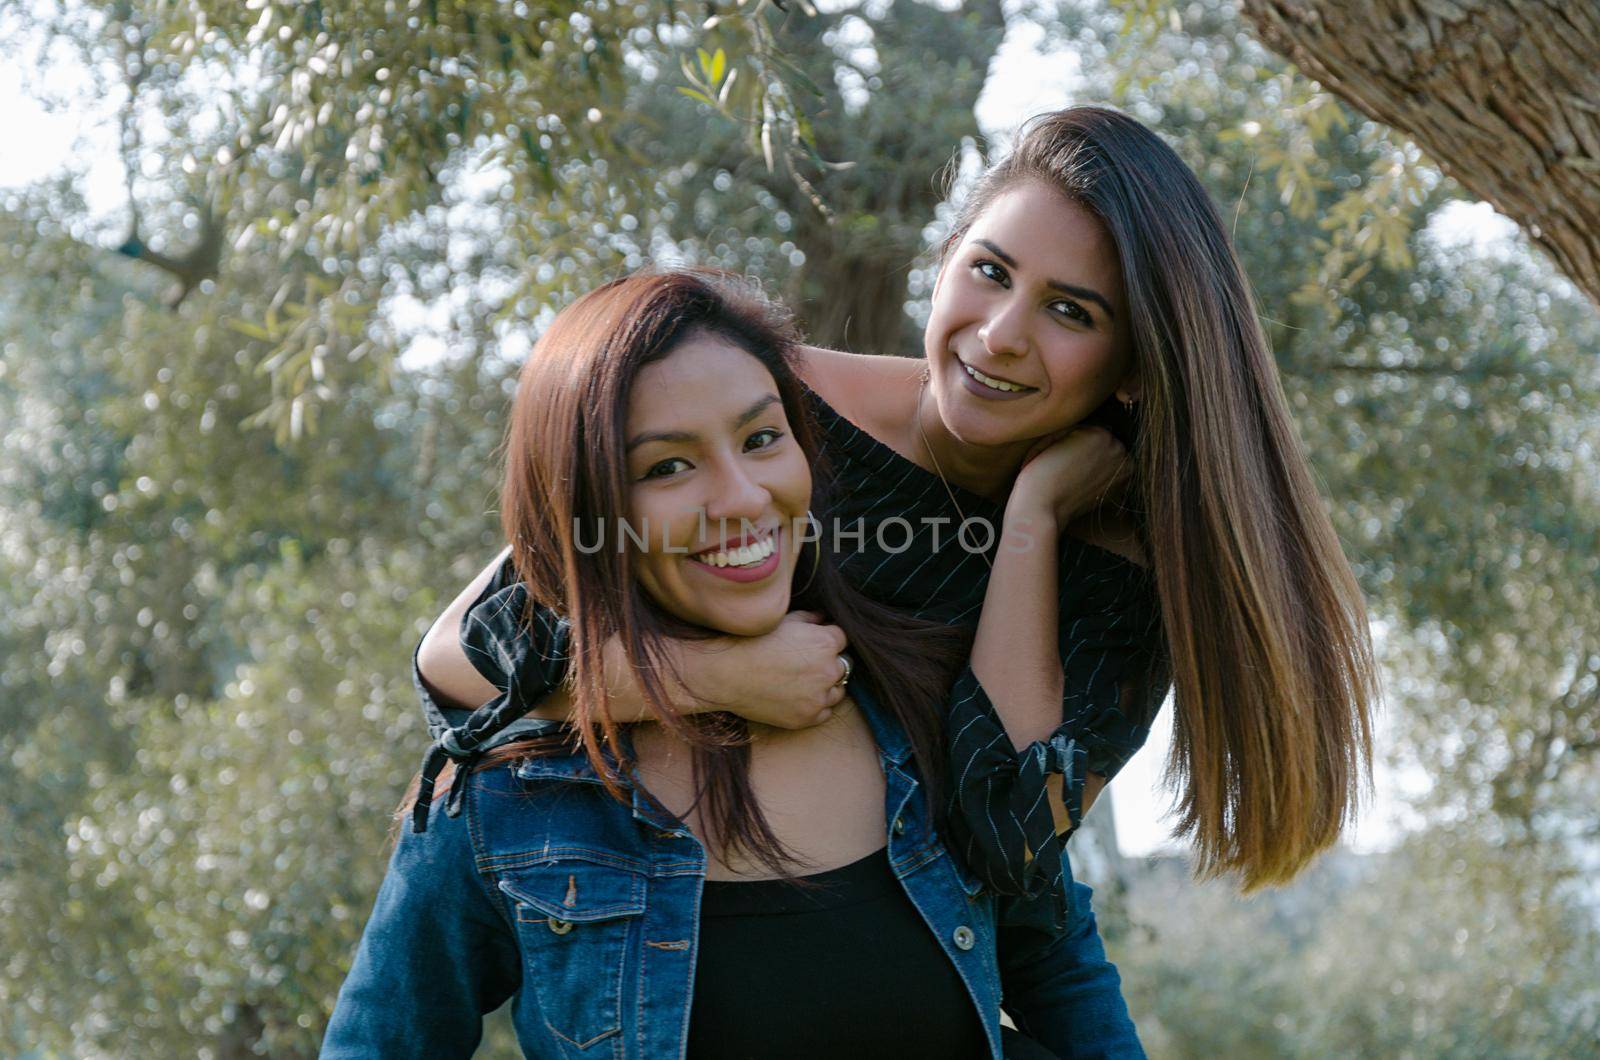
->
xmin=2 ymin=1 xmax=1596 ymax=1056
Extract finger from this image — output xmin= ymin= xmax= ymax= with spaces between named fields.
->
xmin=789 ymin=610 xmax=825 ymax=624
xmin=824 ymin=626 xmax=848 ymax=653
xmin=824 ymin=683 xmax=847 ymax=708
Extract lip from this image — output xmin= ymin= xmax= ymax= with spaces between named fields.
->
xmin=686 ymin=525 xmax=784 ymax=584
xmin=954 ymin=355 xmax=1037 ymax=401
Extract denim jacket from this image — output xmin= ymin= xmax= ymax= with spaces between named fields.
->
xmin=323 ymin=671 xmax=1143 ymax=1059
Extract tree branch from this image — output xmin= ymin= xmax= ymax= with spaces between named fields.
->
xmin=1238 ymin=0 xmax=1600 ymax=308
xmin=116 ymin=200 xmax=224 ymax=309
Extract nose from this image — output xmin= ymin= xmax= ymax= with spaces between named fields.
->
xmin=977 ymin=294 xmax=1031 ymax=359
xmin=702 ymin=453 xmax=771 ymax=525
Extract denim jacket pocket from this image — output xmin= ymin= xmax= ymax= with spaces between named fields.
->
xmin=499 ymin=861 xmax=648 ymax=1055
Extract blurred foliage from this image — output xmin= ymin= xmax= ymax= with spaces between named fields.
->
xmin=1109 ymin=0 xmax=1433 ymax=313
xmin=1 ymin=0 xmax=1596 ymax=1055
xmin=1121 ymin=835 xmax=1600 ymax=1057
xmin=9 ymin=0 xmax=1007 ymax=445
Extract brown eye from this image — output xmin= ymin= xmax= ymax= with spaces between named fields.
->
xmin=744 ymin=428 xmax=783 ymax=452
xmin=975 ymin=260 xmax=1009 ymax=286
xmin=642 ymin=458 xmax=691 ymax=480
xmin=1050 ymin=300 xmax=1093 ymax=326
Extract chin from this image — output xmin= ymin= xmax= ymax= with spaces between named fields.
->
xmin=694 ymin=583 xmax=794 ymax=639
xmin=706 ymin=608 xmax=787 ymax=639
xmin=941 ymin=407 xmax=1005 ymax=447
xmin=939 ymin=394 xmax=1040 ymax=448
xmin=928 ymin=360 xmax=1029 ymax=445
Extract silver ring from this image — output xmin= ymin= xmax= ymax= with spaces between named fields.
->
xmin=834 ymin=653 xmax=853 ymax=690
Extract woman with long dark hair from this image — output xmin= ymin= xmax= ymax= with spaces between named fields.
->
xmin=324 ymin=270 xmax=1126 ymax=1058
xmin=418 ymin=106 xmax=1377 ymax=911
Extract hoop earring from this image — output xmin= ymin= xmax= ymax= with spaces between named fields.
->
xmin=795 ymin=510 xmax=823 ymax=595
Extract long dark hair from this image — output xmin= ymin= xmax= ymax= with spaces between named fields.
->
xmin=943 ymin=106 xmax=1378 ymax=889
xmin=480 ymin=269 xmax=967 ymax=876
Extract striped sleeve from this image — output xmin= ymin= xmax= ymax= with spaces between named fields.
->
xmin=458 ymin=553 xmax=572 ymax=700
xmin=416 ymin=552 xmax=572 ymax=740
xmin=944 ymin=552 xmax=1169 ymax=925
xmin=415 ymin=633 xmax=477 ymax=742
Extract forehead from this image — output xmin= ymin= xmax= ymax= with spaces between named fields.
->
xmin=628 ymin=331 xmax=779 ymax=430
xmin=964 ymin=180 xmax=1122 ymax=295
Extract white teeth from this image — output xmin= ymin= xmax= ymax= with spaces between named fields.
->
xmin=963 ymin=361 xmax=1030 ymax=393
xmin=698 ymin=535 xmax=775 ymax=568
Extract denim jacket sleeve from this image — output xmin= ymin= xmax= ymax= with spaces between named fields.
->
xmin=996 ymin=881 xmax=1144 ymax=1060
xmin=321 ymin=785 xmax=520 ymax=1058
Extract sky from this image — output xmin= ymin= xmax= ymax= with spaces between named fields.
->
xmin=1 ymin=10 xmax=1523 ymax=859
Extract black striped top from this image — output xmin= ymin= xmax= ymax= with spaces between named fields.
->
xmin=800 ymin=388 xmax=1170 ymax=929
xmin=420 ymin=386 xmax=1170 ymax=932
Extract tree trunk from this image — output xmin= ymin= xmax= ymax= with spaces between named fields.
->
xmin=1239 ymin=0 xmax=1600 ymax=308
xmin=790 ymin=219 xmax=923 ymax=358
xmin=214 ymin=1002 xmax=270 ymax=1060
xmin=770 ymin=0 xmax=1007 ymax=358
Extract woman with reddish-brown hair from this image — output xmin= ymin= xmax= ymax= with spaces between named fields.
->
xmin=324 ymin=269 xmax=1129 ymax=1058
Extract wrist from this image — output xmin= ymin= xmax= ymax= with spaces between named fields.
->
xmin=999 ymin=494 xmax=1061 ymax=560
xmin=1006 ymin=476 xmax=1064 ymax=534
xmin=674 ymin=635 xmax=744 ymax=713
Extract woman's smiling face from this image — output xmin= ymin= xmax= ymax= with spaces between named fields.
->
xmin=925 ymin=179 xmax=1135 ymax=446
xmin=623 ymin=331 xmax=812 ymax=638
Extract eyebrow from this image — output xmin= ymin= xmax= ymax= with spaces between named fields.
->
xmin=625 ymin=393 xmax=783 ymax=452
xmin=973 ymin=238 xmax=1116 ymax=322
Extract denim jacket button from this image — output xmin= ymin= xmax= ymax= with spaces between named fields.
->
xmin=892 ymin=816 xmax=905 ymax=836
xmin=952 ymin=925 xmax=975 ymax=951
xmin=548 ymin=918 xmax=574 ymax=936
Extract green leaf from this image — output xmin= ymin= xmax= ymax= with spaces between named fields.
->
xmin=225 ymin=318 xmax=273 ymax=341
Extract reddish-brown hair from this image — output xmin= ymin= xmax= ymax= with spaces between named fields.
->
xmin=479 ymin=269 xmax=968 ymax=876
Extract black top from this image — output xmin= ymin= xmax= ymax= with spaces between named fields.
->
xmin=686 ymin=847 xmax=987 ymax=1059
xmin=800 ymin=388 xmax=1171 ymax=924
xmin=420 ymin=385 xmax=1171 ymax=930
